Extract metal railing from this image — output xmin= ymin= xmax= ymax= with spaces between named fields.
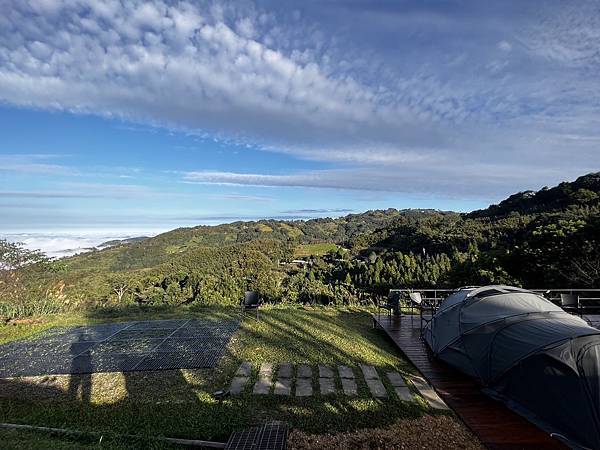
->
xmin=389 ymin=287 xmax=600 ymax=300
xmin=385 ymin=287 xmax=600 ymax=316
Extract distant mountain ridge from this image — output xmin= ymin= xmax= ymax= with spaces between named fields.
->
xmin=55 ymin=172 xmax=600 ymax=306
xmin=64 ymin=172 xmax=600 ymax=273
xmin=468 ymin=172 xmax=600 ymax=218
xmin=97 ymin=236 xmax=149 ymax=249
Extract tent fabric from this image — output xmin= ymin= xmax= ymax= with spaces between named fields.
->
xmin=423 ymin=285 xmax=600 ymax=450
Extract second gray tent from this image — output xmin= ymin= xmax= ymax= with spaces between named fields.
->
xmin=423 ymin=285 xmax=600 ymax=449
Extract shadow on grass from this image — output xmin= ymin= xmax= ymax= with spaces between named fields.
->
xmin=0 ymin=305 xmax=434 ymax=447
xmin=234 ymin=307 xmax=414 ymax=370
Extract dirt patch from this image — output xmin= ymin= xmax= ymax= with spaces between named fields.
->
xmin=288 ymin=415 xmax=483 ymax=450
xmin=5 ymin=318 xmax=45 ymax=326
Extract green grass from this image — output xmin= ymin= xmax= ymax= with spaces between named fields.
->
xmin=294 ymin=243 xmax=339 ymax=257
xmin=0 ymin=306 xmax=436 ymax=448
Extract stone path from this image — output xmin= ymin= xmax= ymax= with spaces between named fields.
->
xmin=229 ymin=376 xmax=249 ymax=395
xmin=277 ymin=362 xmax=293 ymax=378
xmin=229 ymin=361 xmax=252 ymax=394
xmin=409 ymin=375 xmax=449 ymax=410
xmin=231 ymin=362 xmax=418 ymax=402
xmin=360 ymin=365 xmax=387 ymax=398
xmin=338 ymin=365 xmax=357 ymax=395
xmin=274 ymin=377 xmax=291 ymax=395
xmin=275 ymin=362 xmax=292 ymax=396
xmin=318 ymin=364 xmax=334 ymax=378
xmin=318 ymin=364 xmax=335 ymax=395
xmin=297 ymin=364 xmax=312 ymax=379
xmin=253 ymin=362 xmax=273 ymax=395
xmin=387 ymin=370 xmax=414 ymax=402
xmin=296 ymin=364 xmax=312 ymax=396
xmin=296 ymin=378 xmax=312 ymax=397
xmin=319 ymin=377 xmax=335 ymax=395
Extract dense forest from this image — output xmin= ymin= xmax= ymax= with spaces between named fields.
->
xmin=1 ymin=173 xmax=599 ymax=318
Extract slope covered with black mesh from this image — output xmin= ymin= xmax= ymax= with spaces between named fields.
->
xmin=0 ymin=317 xmax=240 ymax=377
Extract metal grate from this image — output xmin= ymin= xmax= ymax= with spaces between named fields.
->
xmin=133 ymin=351 xmax=221 ymax=371
xmin=153 ymin=338 xmax=209 ymax=353
xmin=127 ymin=319 xmax=189 ymax=330
xmin=0 ymin=355 xmax=74 ymax=378
xmin=0 ymin=317 xmax=240 ymax=377
xmin=88 ymin=338 xmax=164 ymax=354
xmin=110 ymin=328 xmax=175 ymax=340
xmin=69 ymin=352 xmax=145 ymax=374
xmin=225 ymin=422 xmax=288 ymax=450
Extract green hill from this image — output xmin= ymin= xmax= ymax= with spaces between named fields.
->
xmin=468 ymin=172 xmax=600 ymax=218
xmin=3 ymin=172 xmax=600 ymax=317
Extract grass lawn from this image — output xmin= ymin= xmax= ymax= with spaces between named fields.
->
xmin=0 ymin=305 xmax=445 ymax=448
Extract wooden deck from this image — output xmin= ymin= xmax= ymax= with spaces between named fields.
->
xmin=373 ymin=314 xmax=567 ymax=449
xmin=585 ymin=314 xmax=600 ymax=329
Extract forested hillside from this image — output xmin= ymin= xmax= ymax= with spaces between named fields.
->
xmin=2 ymin=173 xmax=599 ymax=317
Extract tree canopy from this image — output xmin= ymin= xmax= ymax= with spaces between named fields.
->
xmin=2 ymin=172 xmax=600 ymax=317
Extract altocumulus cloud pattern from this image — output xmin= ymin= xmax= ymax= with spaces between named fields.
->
xmin=0 ymin=0 xmax=599 ymax=197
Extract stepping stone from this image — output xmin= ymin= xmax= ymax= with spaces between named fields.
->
xmin=235 ymin=361 xmax=252 ymax=377
xmin=274 ymin=378 xmax=291 ymax=396
xmin=319 ymin=377 xmax=335 ymax=395
xmin=341 ymin=378 xmax=357 ymax=395
xmin=366 ymin=378 xmax=387 ymax=398
xmin=338 ymin=365 xmax=354 ymax=379
xmin=259 ymin=362 xmax=273 ymax=377
xmin=360 ymin=364 xmax=379 ymax=380
xmin=394 ymin=386 xmax=415 ymax=402
xmin=297 ymin=364 xmax=312 ymax=378
xmin=278 ymin=363 xmax=293 ymax=378
xmin=386 ymin=371 xmax=406 ymax=387
xmin=253 ymin=377 xmax=271 ymax=395
xmin=318 ymin=364 xmax=334 ymax=378
xmin=295 ymin=378 xmax=312 ymax=397
xmin=410 ymin=376 xmax=449 ymax=410
xmin=229 ymin=376 xmax=249 ymax=395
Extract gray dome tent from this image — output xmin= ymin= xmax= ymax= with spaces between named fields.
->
xmin=423 ymin=285 xmax=600 ymax=449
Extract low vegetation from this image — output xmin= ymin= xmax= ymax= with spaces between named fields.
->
xmin=2 ymin=173 xmax=599 ymax=320
xmin=0 ymin=306 xmax=456 ymax=448
xmin=4 ymin=174 xmax=592 ymax=448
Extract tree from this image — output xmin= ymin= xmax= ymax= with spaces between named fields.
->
xmin=0 ymin=239 xmax=49 ymax=270
xmin=344 ymin=272 xmax=352 ymax=285
xmin=113 ymin=282 xmax=129 ymax=303
xmin=0 ymin=239 xmax=56 ymax=318
xmin=560 ymin=241 xmax=600 ymax=287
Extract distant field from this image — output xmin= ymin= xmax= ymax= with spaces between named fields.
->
xmin=294 ymin=242 xmax=339 ymax=257
xmin=0 ymin=305 xmax=445 ymax=448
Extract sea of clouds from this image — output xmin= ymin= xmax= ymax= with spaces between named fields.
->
xmin=1 ymin=229 xmax=168 ymax=259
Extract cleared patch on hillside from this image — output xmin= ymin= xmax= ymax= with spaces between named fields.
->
xmin=294 ymin=243 xmax=339 ymax=258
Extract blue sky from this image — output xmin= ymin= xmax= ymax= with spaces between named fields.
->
xmin=1 ymin=0 xmax=599 ymax=253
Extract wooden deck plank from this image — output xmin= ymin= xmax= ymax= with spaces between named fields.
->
xmin=373 ymin=314 xmax=566 ymax=450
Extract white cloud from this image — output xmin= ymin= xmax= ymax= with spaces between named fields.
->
xmin=1 ymin=230 xmax=164 ymax=258
xmin=0 ymin=1 xmax=521 ymax=156
xmin=206 ymin=193 xmax=272 ymax=202
xmin=0 ymin=1 xmax=598 ymax=199
xmin=0 ymin=154 xmax=75 ymax=175
xmin=521 ymin=1 xmax=600 ymax=68
xmin=497 ymin=40 xmax=512 ymax=52
xmin=59 ymin=182 xmax=185 ymax=199
xmin=0 ymin=182 xmax=183 ymax=200
xmin=0 ymin=191 xmax=101 ymax=199
xmin=181 ymin=162 xmax=586 ymax=199
xmin=281 ymin=208 xmax=353 ymax=214
xmin=0 ymin=1 xmax=414 ymax=144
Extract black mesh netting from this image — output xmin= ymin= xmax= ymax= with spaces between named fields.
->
xmin=0 ymin=317 xmax=240 ymax=377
